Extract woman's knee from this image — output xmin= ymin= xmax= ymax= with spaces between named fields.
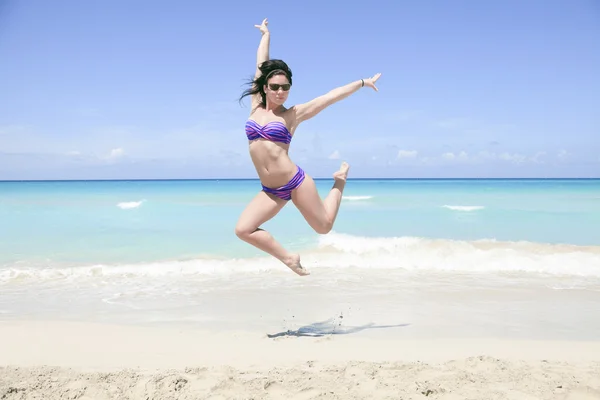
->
xmin=234 ymin=223 xmax=253 ymax=239
xmin=313 ymin=219 xmax=333 ymax=235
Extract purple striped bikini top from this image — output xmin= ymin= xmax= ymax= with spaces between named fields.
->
xmin=245 ymin=119 xmax=292 ymax=145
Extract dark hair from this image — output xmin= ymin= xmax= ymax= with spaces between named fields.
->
xmin=239 ymin=59 xmax=292 ymax=109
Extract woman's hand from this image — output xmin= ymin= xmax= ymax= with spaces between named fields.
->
xmin=363 ymin=73 xmax=382 ymax=92
xmin=254 ymin=18 xmax=269 ymax=35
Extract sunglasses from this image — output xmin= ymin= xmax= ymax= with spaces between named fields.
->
xmin=268 ymin=83 xmax=291 ymax=91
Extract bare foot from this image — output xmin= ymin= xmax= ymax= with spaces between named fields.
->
xmin=284 ymin=254 xmax=310 ymax=276
xmin=333 ymin=161 xmax=350 ymax=182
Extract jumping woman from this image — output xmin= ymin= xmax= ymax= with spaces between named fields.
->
xmin=235 ymin=18 xmax=381 ymax=276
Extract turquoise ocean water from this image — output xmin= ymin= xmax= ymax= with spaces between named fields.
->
xmin=2 ymin=178 xmax=600 ymax=263
xmin=1 ymin=178 xmax=600 ymax=336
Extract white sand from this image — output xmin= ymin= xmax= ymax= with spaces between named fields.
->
xmin=1 ymin=320 xmax=599 ymax=399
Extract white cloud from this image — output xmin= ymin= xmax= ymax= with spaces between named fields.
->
xmin=397 ymin=149 xmax=418 ymax=159
xmin=328 ymin=150 xmax=340 ymax=160
xmin=427 ymin=150 xmax=551 ymax=166
xmin=467 ymin=150 xmax=560 ymax=165
xmin=498 ymin=152 xmax=527 ymax=164
xmin=441 ymin=151 xmax=468 ymax=161
xmin=557 ymin=149 xmax=571 ymax=161
xmin=92 ymin=148 xmax=127 ymax=164
xmin=419 ymin=156 xmax=435 ymax=165
xmin=473 ymin=151 xmax=531 ymax=164
xmin=531 ymin=151 xmax=546 ymax=164
xmin=108 ymin=148 xmax=125 ymax=159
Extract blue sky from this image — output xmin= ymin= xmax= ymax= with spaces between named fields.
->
xmin=1 ymin=0 xmax=598 ymax=180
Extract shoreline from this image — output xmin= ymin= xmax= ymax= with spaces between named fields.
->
xmin=1 ymin=320 xmax=599 ymax=399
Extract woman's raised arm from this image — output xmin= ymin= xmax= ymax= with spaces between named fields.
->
xmin=250 ymin=18 xmax=270 ymax=110
xmin=254 ymin=18 xmax=270 ymax=79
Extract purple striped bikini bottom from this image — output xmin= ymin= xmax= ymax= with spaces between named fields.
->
xmin=262 ymin=166 xmax=306 ymax=201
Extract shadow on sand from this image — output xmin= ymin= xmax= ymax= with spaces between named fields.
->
xmin=267 ymin=317 xmax=410 ymax=338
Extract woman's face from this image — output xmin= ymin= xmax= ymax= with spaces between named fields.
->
xmin=264 ymin=74 xmax=291 ymax=106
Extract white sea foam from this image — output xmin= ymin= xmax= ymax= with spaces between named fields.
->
xmin=443 ymin=205 xmax=485 ymax=211
xmin=101 ymin=292 xmax=142 ymax=309
xmin=343 ymin=196 xmax=373 ymax=201
xmin=2 ymin=233 xmax=599 ymax=284
xmin=546 ymin=284 xmax=595 ymax=291
xmin=117 ymin=200 xmax=145 ymax=209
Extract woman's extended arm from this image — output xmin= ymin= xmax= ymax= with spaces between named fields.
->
xmin=254 ymin=18 xmax=270 ymax=79
xmin=292 ymin=73 xmax=381 ymax=124
xmin=251 ymin=18 xmax=270 ymax=110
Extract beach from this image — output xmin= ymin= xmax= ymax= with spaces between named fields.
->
xmin=2 ymin=267 xmax=600 ymax=399
xmin=2 ymin=321 xmax=600 ymax=399
xmin=1 ymin=178 xmax=600 ymax=398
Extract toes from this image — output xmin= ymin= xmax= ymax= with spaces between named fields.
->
xmin=294 ymin=267 xmax=309 ymax=276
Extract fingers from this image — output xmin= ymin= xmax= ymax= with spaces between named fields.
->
xmin=362 ymin=73 xmax=381 ymax=91
xmin=371 ymin=73 xmax=381 ymax=91
xmin=255 ymin=18 xmax=268 ymax=29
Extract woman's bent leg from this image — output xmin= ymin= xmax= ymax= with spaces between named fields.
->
xmin=235 ymin=190 xmax=309 ymax=276
xmin=292 ymin=162 xmax=350 ymax=234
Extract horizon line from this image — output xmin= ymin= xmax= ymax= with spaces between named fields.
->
xmin=1 ymin=177 xmax=599 ymax=183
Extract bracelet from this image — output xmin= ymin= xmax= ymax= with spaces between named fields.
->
xmin=361 ymin=79 xmax=364 ymax=87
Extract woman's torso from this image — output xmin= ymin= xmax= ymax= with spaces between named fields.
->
xmin=246 ymin=108 xmax=298 ymax=188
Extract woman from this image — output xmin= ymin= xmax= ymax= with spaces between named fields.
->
xmin=235 ymin=18 xmax=381 ymax=276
